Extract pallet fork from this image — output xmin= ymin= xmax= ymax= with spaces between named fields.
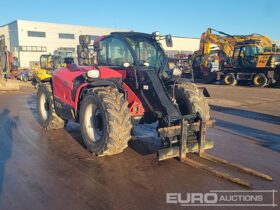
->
xmin=158 ymin=114 xmax=272 ymax=188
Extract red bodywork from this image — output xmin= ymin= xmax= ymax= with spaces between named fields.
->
xmin=52 ymin=65 xmax=145 ymax=117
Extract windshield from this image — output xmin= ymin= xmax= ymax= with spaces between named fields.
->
xmin=274 ymin=54 xmax=280 ymax=63
xmin=53 ymin=56 xmax=64 ymax=69
xmin=126 ymin=37 xmax=165 ymax=69
xmin=40 ymin=55 xmax=64 ymax=70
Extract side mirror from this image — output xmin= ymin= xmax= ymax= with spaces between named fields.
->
xmin=165 ymin=35 xmax=173 ymax=47
xmin=79 ymin=35 xmax=91 ymax=45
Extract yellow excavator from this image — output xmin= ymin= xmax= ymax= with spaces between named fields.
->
xmin=32 ymin=54 xmax=73 ymax=88
xmin=192 ymin=28 xmax=280 ymax=87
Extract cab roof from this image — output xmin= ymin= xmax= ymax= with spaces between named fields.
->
xmin=110 ymin=32 xmax=154 ymax=40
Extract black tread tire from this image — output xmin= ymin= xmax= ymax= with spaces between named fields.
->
xmin=224 ymin=73 xmax=237 ymax=86
xmin=174 ymin=82 xmax=210 ymax=121
xmin=79 ymin=86 xmax=132 ymax=156
xmin=37 ymin=83 xmax=65 ymax=130
xmin=253 ymin=73 xmax=267 ymax=87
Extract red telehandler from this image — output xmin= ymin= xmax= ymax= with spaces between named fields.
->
xmin=36 ymin=32 xmax=272 ymax=187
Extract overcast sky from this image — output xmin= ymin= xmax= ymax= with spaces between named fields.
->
xmin=1 ymin=0 xmax=279 ymax=40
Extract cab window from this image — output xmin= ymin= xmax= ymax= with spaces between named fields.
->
xmin=99 ymin=38 xmax=133 ymax=67
xmin=127 ymin=38 xmax=163 ymax=69
xmin=99 ymin=40 xmax=107 ymax=65
xmin=243 ymin=46 xmax=258 ymax=66
xmin=40 ymin=56 xmax=48 ymax=69
xmin=244 ymin=46 xmax=258 ymax=57
xmin=232 ymin=47 xmax=241 ymax=66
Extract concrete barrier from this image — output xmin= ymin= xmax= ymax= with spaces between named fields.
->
xmin=0 ymin=80 xmax=20 ymax=91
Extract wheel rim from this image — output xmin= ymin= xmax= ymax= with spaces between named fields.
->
xmin=225 ymin=76 xmax=232 ymax=84
xmin=254 ymin=75 xmax=264 ymax=86
xmin=84 ymin=103 xmax=103 ymax=142
xmin=40 ymin=93 xmax=49 ymax=121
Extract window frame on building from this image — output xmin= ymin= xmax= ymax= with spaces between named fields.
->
xmin=27 ymin=31 xmax=46 ymax=38
xmin=59 ymin=33 xmax=75 ymax=39
xmin=19 ymin=46 xmax=47 ymax=52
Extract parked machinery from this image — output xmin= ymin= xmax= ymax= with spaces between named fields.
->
xmin=0 ymin=35 xmax=9 ymax=85
xmin=224 ymin=40 xmax=280 ymax=87
xmin=192 ymin=28 xmax=280 ymax=87
xmin=168 ymin=53 xmax=194 ymax=80
xmin=32 ymin=54 xmax=73 ymax=87
xmin=36 ymin=32 xmax=272 ymax=187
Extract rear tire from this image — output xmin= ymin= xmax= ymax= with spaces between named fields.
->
xmin=79 ymin=87 xmax=132 ymax=156
xmin=174 ymin=82 xmax=210 ymax=121
xmin=37 ymin=83 xmax=65 ymax=130
xmin=253 ymin=73 xmax=267 ymax=87
xmin=224 ymin=73 xmax=237 ymax=86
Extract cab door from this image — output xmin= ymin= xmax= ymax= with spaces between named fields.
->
xmin=242 ymin=46 xmax=258 ymax=68
xmin=232 ymin=46 xmax=242 ymax=67
xmin=98 ymin=37 xmax=137 ymax=88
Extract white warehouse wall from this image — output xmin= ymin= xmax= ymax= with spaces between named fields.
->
xmin=16 ymin=20 xmax=128 ymax=67
xmin=1 ymin=20 xmax=201 ymax=67
xmin=160 ymin=36 xmax=200 ymax=52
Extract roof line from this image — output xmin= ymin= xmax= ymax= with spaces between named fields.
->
xmin=0 ymin=20 xmax=17 ymax=28
xmin=172 ymin=35 xmax=199 ymax=39
xmin=1 ymin=19 xmax=200 ymax=39
xmin=1 ymin=19 xmax=127 ymax=31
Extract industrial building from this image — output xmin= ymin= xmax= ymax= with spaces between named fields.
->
xmin=0 ymin=20 xmax=200 ymax=68
xmin=0 ymin=20 xmax=127 ymax=68
xmin=160 ymin=36 xmax=200 ymax=58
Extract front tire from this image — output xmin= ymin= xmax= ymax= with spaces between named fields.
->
xmin=79 ymin=87 xmax=132 ymax=156
xmin=224 ymin=73 xmax=237 ymax=86
xmin=37 ymin=83 xmax=65 ymax=130
xmin=174 ymin=82 xmax=210 ymax=121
